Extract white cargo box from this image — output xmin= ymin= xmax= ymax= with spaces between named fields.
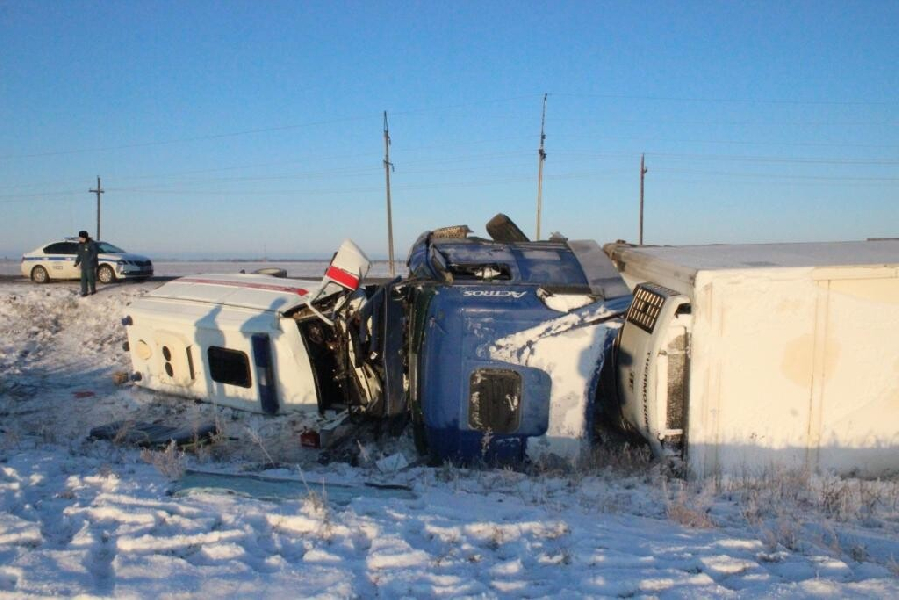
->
xmin=122 ymin=240 xmax=374 ymax=415
xmin=123 ymin=273 xmax=324 ymax=413
xmin=607 ymin=240 xmax=899 ymax=477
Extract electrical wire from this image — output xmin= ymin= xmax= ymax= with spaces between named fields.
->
xmin=552 ymin=92 xmax=898 ymax=106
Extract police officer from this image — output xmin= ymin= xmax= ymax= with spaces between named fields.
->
xmin=74 ymin=230 xmax=99 ymax=296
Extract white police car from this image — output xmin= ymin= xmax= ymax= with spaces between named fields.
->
xmin=21 ymin=239 xmax=153 ymax=283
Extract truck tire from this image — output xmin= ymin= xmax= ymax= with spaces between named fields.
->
xmin=486 ymin=213 xmax=529 ymax=243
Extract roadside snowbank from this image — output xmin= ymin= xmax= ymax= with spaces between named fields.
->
xmin=0 ymin=259 xmax=396 ymax=279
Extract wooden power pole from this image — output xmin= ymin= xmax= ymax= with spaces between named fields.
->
xmin=639 ymin=154 xmax=648 ymax=245
xmin=89 ymin=176 xmax=104 ymax=241
xmin=535 ymin=94 xmax=547 ymax=240
xmin=383 ymin=111 xmax=396 ymax=277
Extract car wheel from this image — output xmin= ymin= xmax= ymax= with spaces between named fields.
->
xmin=98 ymin=265 xmax=115 ymax=284
xmin=31 ymin=265 xmax=49 ymax=283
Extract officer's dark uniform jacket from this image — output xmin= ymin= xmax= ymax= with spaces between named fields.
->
xmin=75 ymin=240 xmax=99 ymax=270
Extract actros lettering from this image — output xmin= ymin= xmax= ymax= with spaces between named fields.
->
xmin=462 ymin=290 xmax=527 ymax=299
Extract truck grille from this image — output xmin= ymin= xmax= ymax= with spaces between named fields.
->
xmin=468 ymin=368 xmax=522 ymax=434
xmin=626 ymin=284 xmax=677 ymax=333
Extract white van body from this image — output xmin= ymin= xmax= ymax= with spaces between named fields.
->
xmin=124 ymin=273 xmax=322 ymax=413
xmin=124 ymin=240 xmax=373 ymax=415
xmin=606 ymin=240 xmax=899 ymax=477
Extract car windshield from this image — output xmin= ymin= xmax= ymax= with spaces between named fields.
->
xmin=96 ymin=243 xmax=125 ymax=253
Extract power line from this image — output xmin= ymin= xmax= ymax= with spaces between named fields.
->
xmin=100 ymin=154 xmax=533 ymax=191
xmin=2 ymin=167 xmax=895 ymax=205
xmin=649 ymin=176 xmax=897 ymax=188
xmin=553 ymin=150 xmax=899 ymax=166
xmin=551 ymin=133 xmax=899 ymax=151
xmin=0 ymin=115 xmax=379 ymax=161
xmin=3 ymin=160 xmax=896 ymax=201
xmin=0 ymin=95 xmax=545 ymax=161
xmin=389 ymin=94 xmax=546 ymax=117
xmin=0 ymin=189 xmax=83 ymax=199
xmin=649 ymin=167 xmax=899 ymax=182
xmin=552 ymin=92 xmax=898 ymax=106
xmin=547 ymin=117 xmax=899 ymax=127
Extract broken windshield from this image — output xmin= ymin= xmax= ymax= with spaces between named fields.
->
xmin=433 ymin=240 xmax=588 ymax=288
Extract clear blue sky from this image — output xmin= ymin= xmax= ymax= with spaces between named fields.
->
xmin=1 ymin=1 xmax=896 ymax=258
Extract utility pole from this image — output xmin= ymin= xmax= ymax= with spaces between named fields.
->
xmin=383 ymin=111 xmax=396 ymax=277
xmin=89 ymin=176 xmax=104 ymax=241
xmin=639 ymin=154 xmax=648 ymax=245
xmin=535 ymin=93 xmax=547 ymax=240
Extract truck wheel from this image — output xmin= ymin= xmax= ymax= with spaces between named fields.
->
xmin=98 ymin=265 xmax=115 ymax=284
xmin=486 ymin=213 xmax=530 ymax=243
xmin=31 ymin=266 xmax=49 ymax=283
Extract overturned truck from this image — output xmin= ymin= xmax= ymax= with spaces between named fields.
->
xmin=122 ymin=219 xmax=633 ymax=464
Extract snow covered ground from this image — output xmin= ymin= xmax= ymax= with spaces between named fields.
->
xmin=1 ymin=280 xmax=898 ymax=597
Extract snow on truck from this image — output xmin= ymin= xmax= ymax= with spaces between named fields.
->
xmin=604 ymin=239 xmax=899 ymax=477
xmin=122 ymin=219 xmax=633 ymax=464
xmin=401 ymin=227 xmax=631 ymax=463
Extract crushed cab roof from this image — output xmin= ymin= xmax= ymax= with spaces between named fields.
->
xmin=148 ymin=274 xmax=323 ymax=314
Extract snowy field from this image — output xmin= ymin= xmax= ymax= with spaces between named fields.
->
xmin=1 ymin=280 xmax=898 ymax=597
xmin=0 ymin=259 xmax=398 ymax=279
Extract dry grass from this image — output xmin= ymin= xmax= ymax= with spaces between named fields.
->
xmin=888 ymin=556 xmax=899 ymax=577
xmin=191 ymin=413 xmax=228 ymax=462
xmin=244 ymin=421 xmax=276 ymax=466
xmin=577 ymin=442 xmax=654 ymax=476
xmin=718 ymin=468 xmax=899 ymax=525
xmin=692 ymin=467 xmax=899 ymax=559
xmin=112 ymin=420 xmax=137 ymax=445
xmin=480 ymin=428 xmax=494 ymax=460
xmin=667 ymin=501 xmax=716 ymax=529
xmin=662 ymin=478 xmax=716 ymax=528
xmin=141 ymin=440 xmax=185 ymax=480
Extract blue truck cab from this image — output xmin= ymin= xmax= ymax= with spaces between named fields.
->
xmin=403 ymin=231 xmax=631 ymax=463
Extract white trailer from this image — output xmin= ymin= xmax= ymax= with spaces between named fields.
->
xmin=605 ymin=240 xmax=899 ymax=477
